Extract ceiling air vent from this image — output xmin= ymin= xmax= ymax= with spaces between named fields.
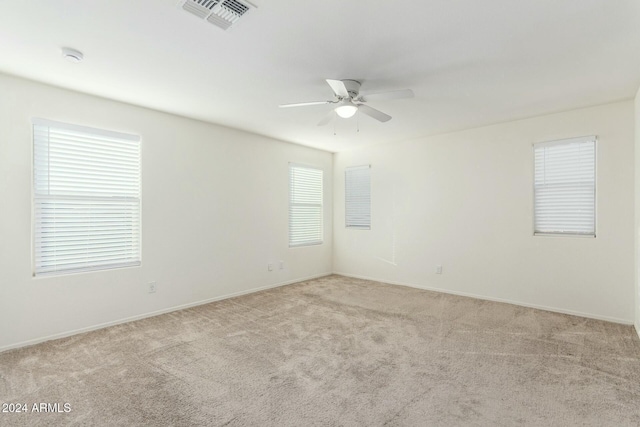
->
xmin=179 ymin=0 xmax=255 ymax=31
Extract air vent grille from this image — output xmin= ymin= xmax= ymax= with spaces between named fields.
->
xmin=196 ymin=0 xmax=219 ymax=10
xmin=222 ymin=0 xmax=249 ymax=16
xmin=179 ymin=0 xmax=254 ymax=31
xmin=206 ymin=14 xmax=231 ymax=30
xmin=181 ymin=0 xmax=220 ymax=18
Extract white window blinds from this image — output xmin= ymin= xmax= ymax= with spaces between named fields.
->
xmin=534 ymin=136 xmax=596 ymax=236
xmin=345 ymin=165 xmax=371 ymax=229
xmin=33 ymin=119 xmax=141 ymax=275
xmin=289 ymin=164 xmax=323 ymax=247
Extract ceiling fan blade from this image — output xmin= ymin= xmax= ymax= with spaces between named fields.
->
xmin=360 ymin=89 xmax=414 ymax=102
xmin=317 ymin=110 xmax=334 ymax=126
xmin=358 ymin=104 xmax=392 ymax=122
xmin=326 ymin=79 xmax=349 ymax=97
xmin=279 ymin=101 xmax=331 ymax=108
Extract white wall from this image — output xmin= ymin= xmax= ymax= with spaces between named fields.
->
xmin=334 ymin=101 xmax=635 ymax=323
xmin=635 ymin=87 xmax=640 ymax=335
xmin=0 ymin=73 xmax=333 ymax=351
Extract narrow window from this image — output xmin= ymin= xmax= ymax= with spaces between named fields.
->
xmin=534 ymin=136 xmax=596 ymax=236
xmin=345 ymin=165 xmax=371 ymax=229
xmin=33 ymin=119 xmax=141 ymax=275
xmin=289 ymin=164 xmax=323 ymax=247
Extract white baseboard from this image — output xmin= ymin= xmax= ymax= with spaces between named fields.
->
xmin=0 ymin=272 xmax=332 ymax=354
xmin=334 ymin=272 xmax=634 ymax=325
xmin=635 ymin=322 xmax=640 ymax=340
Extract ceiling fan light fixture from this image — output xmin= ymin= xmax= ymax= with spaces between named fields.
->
xmin=335 ymin=100 xmax=358 ymax=118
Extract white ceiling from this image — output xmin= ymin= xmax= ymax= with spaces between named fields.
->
xmin=0 ymin=0 xmax=639 ymax=152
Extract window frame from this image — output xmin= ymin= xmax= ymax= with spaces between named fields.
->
xmin=532 ymin=135 xmax=597 ymax=238
xmin=288 ymin=162 xmax=324 ymax=248
xmin=32 ymin=118 xmax=142 ymax=276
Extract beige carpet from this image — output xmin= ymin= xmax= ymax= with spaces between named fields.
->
xmin=1 ymin=275 xmax=640 ymax=426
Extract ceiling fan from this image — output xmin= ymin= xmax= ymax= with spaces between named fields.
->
xmin=279 ymin=79 xmax=414 ymax=126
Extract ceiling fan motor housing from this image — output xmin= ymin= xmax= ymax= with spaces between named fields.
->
xmin=341 ymin=80 xmax=361 ymax=99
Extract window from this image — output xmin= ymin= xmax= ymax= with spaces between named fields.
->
xmin=289 ymin=164 xmax=323 ymax=247
xmin=33 ymin=119 xmax=141 ymax=275
xmin=345 ymin=165 xmax=371 ymax=229
xmin=533 ymin=136 xmax=596 ymax=236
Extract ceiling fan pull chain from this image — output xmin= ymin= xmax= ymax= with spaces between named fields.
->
xmin=333 ymin=111 xmax=337 ymax=136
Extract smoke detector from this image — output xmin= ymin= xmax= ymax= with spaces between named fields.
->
xmin=61 ymin=47 xmax=83 ymax=63
xmin=178 ymin=0 xmax=256 ymax=31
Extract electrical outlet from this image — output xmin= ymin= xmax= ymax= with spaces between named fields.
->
xmin=268 ymin=263 xmax=273 ymax=271
xmin=279 ymin=261 xmax=284 ymax=270
xmin=436 ymin=265 xmax=443 ymax=274
xmin=148 ymin=281 xmax=157 ymax=293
